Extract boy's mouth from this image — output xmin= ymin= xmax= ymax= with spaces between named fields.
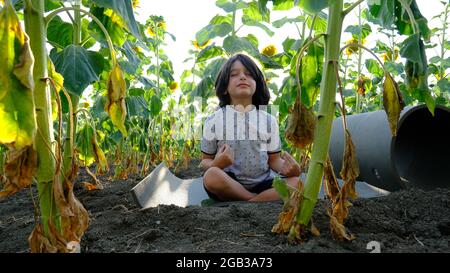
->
xmin=237 ymin=83 xmax=250 ymax=88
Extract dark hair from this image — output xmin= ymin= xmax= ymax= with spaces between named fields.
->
xmin=214 ymin=54 xmax=270 ymax=109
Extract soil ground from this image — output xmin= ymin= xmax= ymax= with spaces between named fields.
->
xmin=1 ymin=159 xmax=450 ymax=253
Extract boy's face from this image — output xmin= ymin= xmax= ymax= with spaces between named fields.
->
xmin=227 ymin=60 xmax=256 ymax=103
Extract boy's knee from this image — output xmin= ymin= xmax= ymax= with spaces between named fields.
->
xmin=203 ymin=167 xmax=223 ymax=191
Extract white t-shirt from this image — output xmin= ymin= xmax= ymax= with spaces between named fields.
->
xmin=201 ymin=105 xmax=281 ymax=189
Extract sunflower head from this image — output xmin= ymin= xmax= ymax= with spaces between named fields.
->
xmin=156 ymin=21 xmax=166 ymax=31
xmin=345 ymin=38 xmax=365 ymax=56
xmin=133 ymin=46 xmax=142 ymax=54
xmin=147 ymin=27 xmax=156 ymax=37
xmin=353 ymin=75 xmax=371 ymax=96
xmin=382 ymin=48 xmax=399 ymax=62
xmin=262 ymin=44 xmax=278 ymax=56
xmin=169 ymin=82 xmax=178 ymax=91
xmin=193 ymin=40 xmax=211 ymax=50
xmin=145 ymin=16 xmax=166 ymax=37
xmin=132 ymin=0 xmax=140 ymax=9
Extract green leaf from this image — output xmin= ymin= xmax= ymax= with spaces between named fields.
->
xmin=210 ymin=15 xmax=233 ymax=25
xmin=258 ymin=0 xmax=270 ymax=21
xmin=203 ymin=58 xmax=227 ymax=79
xmin=442 ymin=57 xmax=450 ymax=69
xmin=89 ymin=6 xmax=126 ymax=47
xmin=385 ymin=61 xmax=404 ymax=76
xmin=272 ymin=176 xmax=289 ymax=201
xmin=444 ymin=41 xmax=450 ymax=50
xmin=242 ymin=15 xmax=274 ymax=36
xmin=243 ymin=1 xmax=270 ymax=23
xmin=192 ymin=77 xmax=215 ymax=100
xmin=272 ymin=0 xmax=294 ymax=10
xmin=429 ymin=56 xmax=441 ymax=64
xmin=195 ymin=22 xmax=233 ymax=45
xmin=223 ymin=36 xmax=259 ymax=55
xmin=299 ymin=0 xmax=329 ymax=14
xmin=216 ymin=0 xmax=248 ymax=12
xmin=413 ymin=87 xmax=435 ymax=115
xmin=394 ymin=0 xmax=431 ymax=41
xmin=90 ymin=0 xmax=142 ymax=39
xmin=306 ymin=13 xmax=327 ymax=33
xmin=119 ymin=41 xmax=141 ymax=73
xmin=437 ymin=78 xmax=450 ymax=93
xmin=196 ymin=45 xmax=224 ymax=63
xmin=76 ymin=124 xmax=95 ymax=166
xmin=47 ymin=16 xmax=73 ymax=49
xmin=344 ymin=24 xmax=372 ymax=40
xmin=45 ymin=0 xmax=62 ymax=12
xmin=81 ymin=18 xmax=96 ymax=49
xmin=298 ymin=42 xmax=324 ymax=107
xmin=128 ymin=88 xmax=145 ymax=97
xmin=365 ymin=59 xmax=384 ymax=77
xmin=272 ymin=16 xmax=303 ymax=28
xmin=245 ymin=33 xmax=259 ymax=48
xmin=367 ymin=0 xmax=395 ymax=29
xmin=51 ymin=45 xmax=105 ymax=96
xmin=91 ymin=96 xmax=108 ymax=119
xmin=400 ymin=34 xmax=427 ymax=74
xmin=126 ymin=96 xmax=149 ymax=117
xmin=150 ymin=95 xmax=162 ymax=117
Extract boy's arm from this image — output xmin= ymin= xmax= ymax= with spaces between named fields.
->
xmin=268 ymin=152 xmax=301 ymax=177
xmin=268 ymin=152 xmax=285 ymax=175
xmin=200 ymin=153 xmax=216 ymax=170
xmin=201 ymin=144 xmax=234 ymax=171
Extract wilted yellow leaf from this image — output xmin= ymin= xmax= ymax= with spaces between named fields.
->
xmin=383 ymin=73 xmax=405 ymax=136
xmin=105 ymin=63 xmax=127 ymax=136
xmin=104 ymin=9 xmax=126 ymax=29
xmin=0 ymin=2 xmax=36 ymax=150
xmin=47 ymin=58 xmax=64 ymax=121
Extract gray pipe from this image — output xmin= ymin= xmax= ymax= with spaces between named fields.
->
xmin=329 ymin=104 xmax=450 ymax=191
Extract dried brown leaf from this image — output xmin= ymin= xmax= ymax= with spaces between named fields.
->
xmin=82 ymin=182 xmax=98 ymax=191
xmin=329 ymin=212 xmax=355 ymax=241
xmin=340 ymin=129 xmax=359 ymax=200
xmin=285 ymin=99 xmax=316 ymax=149
xmin=323 ymin=156 xmax=340 ymax=202
xmin=67 ymin=182 xmax=89 ymax=241
xmin=53 ymin=174 xmax=73 ymax=218
xmin=0 ymin=146 xmax=36 ymax=197
xmin=310 ymin=220 xmax=320 ymax=237
xmin=28 ymin=225 xmax=58 ymax=253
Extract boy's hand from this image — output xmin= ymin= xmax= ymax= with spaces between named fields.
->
xmin=280 ymin=152 xmax=301 ymax=177
xmin=213 ymin=144 xmax=234 ymax=169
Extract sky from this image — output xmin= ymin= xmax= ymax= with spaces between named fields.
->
xmin=134 ymin=0 xmax=441 ymax=81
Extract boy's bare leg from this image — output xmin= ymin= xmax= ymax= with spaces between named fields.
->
xmin=203 ymin=167 xmax=256 ymax=201
xmin=249 ymin=176 xmax=299 ymax=202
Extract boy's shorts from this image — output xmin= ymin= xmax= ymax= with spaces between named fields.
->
xmin=203 ymin=171 xmax=276 ymax=201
